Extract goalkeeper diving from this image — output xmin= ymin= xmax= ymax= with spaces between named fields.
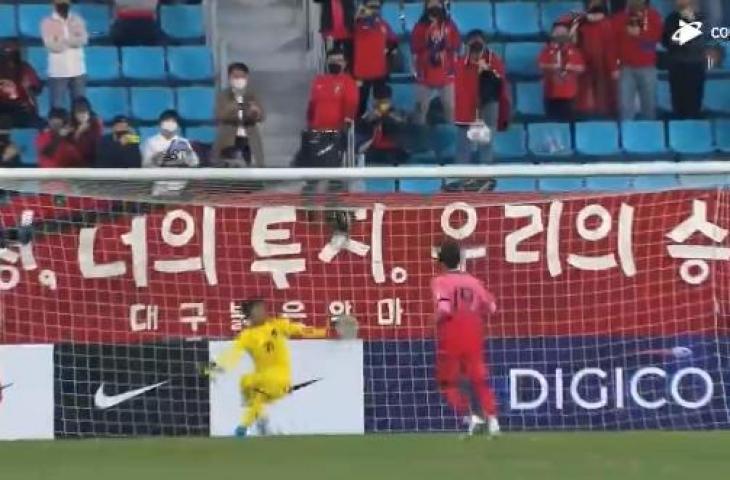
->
xmin=206 ymin=299 xmax=330 ymax=437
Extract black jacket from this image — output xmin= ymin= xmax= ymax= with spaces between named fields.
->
xmin=94 ymin=134 xmax=142 ymax=168
xmin=662 ymin=11 xmax=707 ymax=65
xmin=313 ymin=0 xmax=355 ymax=34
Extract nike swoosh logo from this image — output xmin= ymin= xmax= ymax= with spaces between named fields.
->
xmin=94 ymin=381 xmax=168 ymax=410
xmin=0 ymin=383 xmax=13 ymax=392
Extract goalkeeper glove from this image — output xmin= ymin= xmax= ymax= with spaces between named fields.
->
xmin=200 ymin=361 xmax=224 ymax=378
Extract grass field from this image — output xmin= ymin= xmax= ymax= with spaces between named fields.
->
xmin=2 ymin=432 xmax=728 ymax=480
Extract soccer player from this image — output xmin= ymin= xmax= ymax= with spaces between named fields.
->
xmin=208 ymin=299 xmax=329 ymax=437
xmin=431 ymin=240 xmax=500 ymax=437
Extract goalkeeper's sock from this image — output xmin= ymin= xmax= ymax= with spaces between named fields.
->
xmin=234 ymin=425 xmax=248 ymax=438
xmin=466 ymin=415 xmax=485 ymax=436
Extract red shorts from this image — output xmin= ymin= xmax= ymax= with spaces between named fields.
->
xmin=436 ymin=313 xmax=486 ymax=385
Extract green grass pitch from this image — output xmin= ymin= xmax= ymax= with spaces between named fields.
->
xmin=2 ymin=432 xmax=728 ymax=480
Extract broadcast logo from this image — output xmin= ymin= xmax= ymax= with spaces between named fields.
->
xmin=672 ymin=19 xmax=703 ymax=46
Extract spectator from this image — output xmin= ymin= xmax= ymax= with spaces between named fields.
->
xmin=111 ymin=0 xmax=161 ymax=46
xmin=141 ymin=110 xmax=199 ymax=167
xmin=41 ymin=0 xmax=88 ymax=109
xmin=70 ymin=96 xmax=103 ymax=167
xmin=314 ymin=0 xmax=356 ymax=57
xmin=539 ymin=22 xmax=586 ymax=122
xmin=0 ymin=117 xmax=22 ymax=167
xmin=213 ymin=63 xmax=265 ymax=167
xmin=359 ymin=84 xmax=408 ymax=165
xmin=0 ymin=42 xmax=43 ymax=128
xmin=411 ymin=0 xmax=460 ymax=125
xmin=662 ymin=0 xmax=706 ymax=119
xmin=35 ymin=107 xmax=83 ymax=168
xmin=574 ymin=0 xmax=618 ymax=117
xmin=307 ymin=49 xmax=359 ymax=134
xmin=352 ymin=0 xmax=399 ymax=117
xmin=613 ymin=0 xmax=663 ymax=120
xmin=454 ymin=30 xmax=511 ymax=164
xmin=95 ymin=115 xmax=142 ymax=168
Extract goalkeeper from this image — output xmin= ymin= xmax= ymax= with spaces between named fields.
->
xmin=208 ymin=299 xmax=329 ymax=437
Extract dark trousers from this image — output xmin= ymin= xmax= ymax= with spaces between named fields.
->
xmin=112 ymin=18 xmax=160 ymax=46
xmin=668 ymin=63 xmax=706 ymax=119
xmin=544 ymin=98 xmax=575 ymax=122
xmin=221 ymin=136 xmax=252 ymax=165
xmin=358 ymin=77 xmax=387 ymax=118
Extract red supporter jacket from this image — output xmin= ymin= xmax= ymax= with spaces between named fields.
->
xmin=307 ymin=73 xmax=360 ymax=130
xmin=576 ymin=15 xmax=618 ymax=115
xmin=411 ymin=19 xmax=461 ymax=88
xmin=612 ymin=7 xmax=663 ymax=68
xmin=35 ymin=130 xmax=84 ymax=168
xmin=538 ymin=43 xmax=586 ymax=99
xmin=353 ymin=17 xmax=398 ymax=80
xmin=453 ymin=51 xmax=511 ymax=131
xmin=73 ymin=118 xmax=104 ymax=167
xmin=0 ymin=62 xmax=42 ymax=113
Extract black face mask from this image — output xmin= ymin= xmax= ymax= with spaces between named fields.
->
xmin=427 ymin=7 xmax=444 ymax=19
xmin=327 ymin=63 xmax=343 ymax=74
xmin=468 ymin=41 xmax=485 ymax=55
xmin=587 ymin=6 xmax=606 ymax=14
xmin=55 ymin=4 xmax=70 ymax=18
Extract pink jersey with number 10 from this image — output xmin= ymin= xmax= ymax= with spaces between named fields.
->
xmin=431 ymin=271 xmax=497 ymax=320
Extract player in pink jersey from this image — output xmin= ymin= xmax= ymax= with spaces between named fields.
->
xmin=431 ymin=240 xmax=500 ymax=437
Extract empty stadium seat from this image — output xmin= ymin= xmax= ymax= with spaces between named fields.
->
xmin=668 ymin=120 xmax=714 ymax=155
xmin=382 ymin=2 xmax=422 ymax=34
xmin=391 ymin=83 xmax=417 ymax=112
xmin=10 ymin=129 xmax=38 ymax=166
xmin=122 ymin=47 xmax=167 ymax=81
xmin=86 ymin=87 xmax=129 ymax=122
xmin=527 ymin=122 xmax=573 ymax=157
xmin=161 ymin=4 xmax=205 ymax=39
xmin=451 ymin=2 xmax=495 ymax=35
xmin=515 ymin=81 xmax=544 ymax=117
xmin=494 ymin=124 xmax=527 ymax=159
xmin=585 ymin=176 xmax=633 ymax=191
xmin=432 ymin=124 xmax=458 ymax=160
xmin=539 ymin=177 xmax=584 ymax=191
xmin=0 ymin=5 xmax=18 ymax=38
xmin=130 ymin=87 xmax=175 ymax=122
xmin=18 ymin=4 xmax=48 ymax=39
xmin=633 ymin=175 xmax=679 ymax=190
xmin=26 ymin=46 xmax=48 ymax=80
xmin=74 ymin=4 xmax=111 ymax=38
xmin=186 ymin=126 xmax=216 ymax=144
xmin=168 ymin=47 xmax=214 ymax=82
xmin=540 ymin=2 xmax=581 ymax=32
xmin=495 ymin=2 xmax=540 ymax=37
xmin=494 ymin=177 xmax=536 ymax=192
xmin=399 ymin=179 xmax=443 ymax=194
xmin=505 ymin=42 xmax=543 ymax=76
xmin=656 ymin=80 xmax=671 ymax=112
xmin=715 ymin=119 xmax=730 ymax=153
xmin=575 ymin=121 xmax=620 ymax=156
xmin=621 ymin=121 xmax=667 ymax=155
xmin=703 ymin=79 xmax=730 ymax=114
xmin=364 ymin=179 xmax=397 ymax=193
xmin=176 ymin=87 xmax=215 ymax=122
xmin=678 ymin=175 xmax=730 ymax=187
xmin=85 ymin=47 xmax=120 ymax=82
xmin=36 ymin=89 xmax=50 ymax=116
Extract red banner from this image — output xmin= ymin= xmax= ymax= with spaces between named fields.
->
xmin=2 ymin=189 xmax=729 ymax=343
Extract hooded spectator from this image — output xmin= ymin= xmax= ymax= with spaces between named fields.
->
xmin=307 ymin=49 xmax=359 ymax=132
xmin=613 ymin=0 xmax=663 ymax=120
xmin=70 ymin=96 xmax=103 ymax=167
xmin=352 ymin=0 xmax=399 ymax=117
xmin=0 ymin=42 xmax=43 ymax=128
xmin=662 ymin=0 xmax=707 ymax=119
xmin=35 ymin=107 xmax=83 ymax=168
xmin=95 ymin=115 xmax=142 ymax=168
xmin=411 ymin=0 xmax=461 ymax=125
xmin=539 ymin=22 xmax=586 ymax=121
xmin=359 ymin=84 xmax=408 ymax=165
xmin=213 ymin=62 xmax=266 ymax=167
xmin=41 ymin=0 xmax=88 ymax=109
xmin=453 ymin=30 xmax=511 ymax=164
xmin=0 ymin=116 xmax=22 ymax=168
xmin=111 ymin=0 xmax=161 ymax=46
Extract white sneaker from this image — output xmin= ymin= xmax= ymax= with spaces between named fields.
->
xmin=466 ymin=414 xmax=486 ymax=436
xmin=487 ymin=416 xmax=501 ymax=437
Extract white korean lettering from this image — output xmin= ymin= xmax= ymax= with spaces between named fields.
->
xmin=282 ymin=301 xmax=307 ymax=319
xmin=180 ymin=302 xmax=206 ymax=332
xmin=377 ymin=298 xmax=403 ymax=326
xmin=129 ymin=304 xmax=159 ymax=332
xmin=250 ymin=206 xmax=305 ymax=289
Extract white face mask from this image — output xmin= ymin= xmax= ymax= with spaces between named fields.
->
xmin=160 ymin=120 xmax=178 ymax=133
xmin=231 ymin=78 xmax=248 ymax=90
xmin=76 ymin=112 xmax=90 ymax=123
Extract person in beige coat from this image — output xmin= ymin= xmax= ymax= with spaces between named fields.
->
xmin=213 ymin=62 xmax=265 ymax=167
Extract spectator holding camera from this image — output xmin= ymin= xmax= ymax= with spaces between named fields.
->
xmin=0 ymin=117 xmax=22 ymax=167
xmin=454 ymin=30 xmax=511 ymax=164
xmin=359 ymin=84 xmax=408 ymax=165
xmin=35 ymin=107 xmax=83 ymax=168
xmin=411 ymin=0 xmax=460 ymax=125
xmin=0 ymin=42 xmax=43 ymax=128
xmin=539 ymin=22 xmax=585 ymax=121
xmin=213 ymin=63 xmax=265 ymax=167
xmin=142 ymin=110 xmax=199 ymax=167
xmin=95 ymin=115 xmax=142 ymax=168
xmin=613 ymin=0 xmax=662 ymax=120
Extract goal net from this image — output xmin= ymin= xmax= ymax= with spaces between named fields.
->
xmin=1 ymin=167 xmax=729 ymax=438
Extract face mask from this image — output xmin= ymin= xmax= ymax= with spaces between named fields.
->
xmin=377 ymin=102 xmax=391 ymax=112
xmin=427 ymin=7 xmax=444 ymax=19
xmin=55 ymin=4 xmax=70 ymax=17
xmin=587 ymin=6 xmax=606 ymax=14
xmin=76 ymin=112 xmax=90 ymax=123
xmin=553 ymin=34 xmax=570 ymax=43
xmin=468 ymin=42 xmax=485 ymax=55
xmin=231 ymin=78 xmax=248 ymax=90
xmin=160 ymin=120 xmax=178 ymax=133
xmin=327 ymin=63 xmax=343 ymax=74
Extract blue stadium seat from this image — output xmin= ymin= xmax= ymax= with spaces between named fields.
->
xmin=18 ymin=4 xmax=48 ymax=39
xmin=515 ymin=81 xmax=544 ymax=117
xmin=177 ymin=87 xmax=215 ymax=122
xmin=451 ymin=2 xmax=495 ymax=36
xmin=489 ymin=42 xmax=505 ymax=58
xmin=585 ymin=176 xmax=633 ymax=191
xmin=715 ymin=119 xmax=730 ymax=153
xmin=186 ymin=126 xmax=216 ymax=144
xmin=621 ymin=121 xmax=667 ymax=155
xmin=85 ymin=47 xmax=120 ymax=82
xmin=168 ymin=47 xmax=214 ymax=82
xmin=161 ymin=5 xmax=205 ymax=39
xmin=668 ymin=120 xmax=714 ymax=155
xmin=381 ymin=2 xmax=422 ymax=34
xmin=527 ymin=122 xmax=573 ymax=157
xmin=391 ymin=83 xmax=417 ymax=112
xmin=37 ymin=89 xmax=50 ymax=116
xmin=703 ymin=79 xmax=730 ymax=114
xmin=722 ymin=43 xmax=730 ymax=70
xmin=10 ymin=129 xmax=38 ymax=166
xmin=432 ymin=124 xmax=458 ymax=160
xmin=74 ymin=4 xmax=110 ymax=38
xmin=494 ymin=177 xmax=536 ymax=192
xmin=575 ymin=121 xmax=620 ymax=156
xmin=0 ymin=5 xmax=18 ymax=38
xmin=364 ymin=179 xmax=397 ymax=193
xmin=633 ymin=175 xmax=679 ymax=190
xmin=539 ymin=177 xmax=584 ymax=192
xmin=137 ymin=126 xmax=159 ymax=143
xmin=130 ymin=87 xmax=175 ymax=122
xmin=122 ymin=47 xmax=167 ymax=81
xmin=656 ymin=80 xmax=671 ymax=112
xmin=653 ymin=0 xmax=674 ymax=18
xmin=26 ymin=47 xmax=48 ymax=80
xmin=505 ymin=42 xmax=543 ymax=77
xmin=399 ymin=179 xmax=443 ymax=194
xmin=678 ymin=175 xmax=730 ymax=188
xmin=495 ymin=2 xmax=540 ymax=37
xmin=540 ymin=2 xmax=581 ymax=32
xmin=494 ymin=124 xmax=527 ymax=159
xmin=86 ymin=87 xmax=129 ymax=122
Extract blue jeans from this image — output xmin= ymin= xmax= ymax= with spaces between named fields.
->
xmin=619 ymin=66 xmax=657 ymax=120
xmin=48 ymin=75 xmax=87 ymax=110
xmin=455 ymin=101 xmax=499 ymax=164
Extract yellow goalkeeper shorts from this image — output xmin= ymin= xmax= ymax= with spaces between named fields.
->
xmin=239 ymin=371 xmax=290 ymax=401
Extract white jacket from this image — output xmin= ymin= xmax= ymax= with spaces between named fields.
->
xmin=41 ymin=11 xmax=88 ymax=78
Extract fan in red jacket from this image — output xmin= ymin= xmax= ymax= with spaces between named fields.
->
xmin=410 ymin=0 xmax=461 ymax=125
xmin=0 ymin=41 xmax=43 ymax=128
xmin=307 ymin=49 xmax=360 ymax=131
xmin=453 ymin=30 xmax=511 ymax=164
xmin=538 ymin=23 xmax=586 ymax=121
xmin=36 ymin=108 xmax=84 ymax=168
xmin=352 ymin=0 xmax=399 ymax=117
xmin=613 ymin=0 xmax=662 ymax=120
